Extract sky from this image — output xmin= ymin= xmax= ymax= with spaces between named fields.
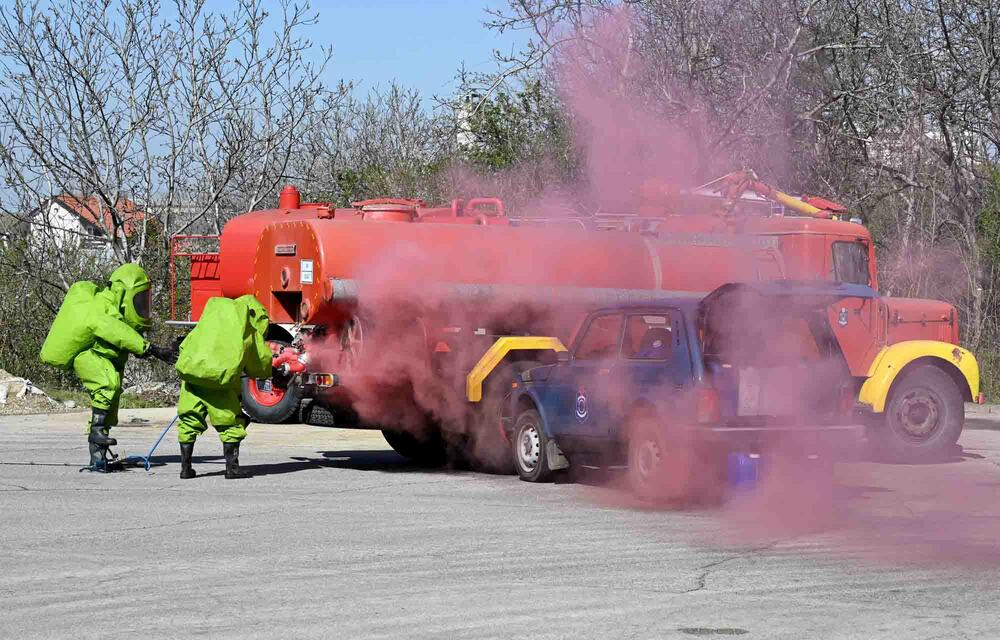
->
xmin=301 ymin=0 xmax=528 ymax=100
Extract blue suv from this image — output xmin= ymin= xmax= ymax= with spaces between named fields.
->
xmin=505 ymin=282 xmax=870 ymax=499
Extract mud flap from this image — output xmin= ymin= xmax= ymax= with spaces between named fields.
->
xmin=546 ymin=440 xmax=569 ymax=471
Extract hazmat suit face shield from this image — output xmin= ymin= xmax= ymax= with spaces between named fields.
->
xmin=122 ymin=283 xmax=152 ymax=331
xmin=109 ymin=263 xmax=153 ymax=331
xmin=131 ymin=288 xmax=151 ymax=324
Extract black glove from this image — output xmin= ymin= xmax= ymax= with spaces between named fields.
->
xmin=144 ymin=343 xmax=179 ymax=365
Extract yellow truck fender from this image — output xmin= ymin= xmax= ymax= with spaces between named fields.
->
xmin=466 ymin=336 xmax=568 ymax=402
xmin=858 ymin=340 xmax=980 ymax=413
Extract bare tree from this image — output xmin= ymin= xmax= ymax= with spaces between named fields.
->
xmin=482 ymin=1 xmax=879 ymax=178
xmin=0 ymin=0 xmax=342 ymax=284
xmin=292 ymin=83 xmax=447 ymax=205
xmin=798 ymin=1 xmax=1000 ymax=350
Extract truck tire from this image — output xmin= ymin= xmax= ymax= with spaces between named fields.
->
xmin=241 ymin=375 xmax=303 ymax=424
xmin=382 ymin=428 xmax=448 ymax=467
xmin=873 ymin=365 xmax=964 ymax=462
xmin=466 ymin=360 xmax=540 ymax=475
xmin=512 ymin=409 xmax=554 ymax=482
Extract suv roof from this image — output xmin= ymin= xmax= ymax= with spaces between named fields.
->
xmin=584 ymin=293 xmax=707 ymax=317
xmin=582 ymin=281 xmax=877 ymax=319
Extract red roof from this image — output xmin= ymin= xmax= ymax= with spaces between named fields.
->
xmin=54 ymin=195 xmax=146 ymax=236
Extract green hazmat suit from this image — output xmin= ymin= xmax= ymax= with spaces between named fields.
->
xmin=175 ymin=295 xmax=272 ymax=444
xmin=40 ymin=264 xmax=152 ymax=427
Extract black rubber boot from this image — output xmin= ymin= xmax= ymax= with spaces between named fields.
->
xmin=179 ymin=442 xmax=196 ymax=479
xmin=88 ymin=441 xmax=107 ymax=471
xmin=223 ymin=442 xmax=251 ymax=479
xmin=88 ymin=410 xmax=117 ymax=447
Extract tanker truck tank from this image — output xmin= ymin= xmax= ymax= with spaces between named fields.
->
xmin=216 ymin=188 xmax=785 ymax=329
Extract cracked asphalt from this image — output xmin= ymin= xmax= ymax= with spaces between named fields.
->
xmin=2 ymin=408 xmax=1000 ymax=639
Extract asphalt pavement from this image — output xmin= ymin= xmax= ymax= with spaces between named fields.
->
xmin=2 ymin=408 xmax=1000 ymax=639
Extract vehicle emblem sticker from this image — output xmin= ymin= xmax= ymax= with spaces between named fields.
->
xmin=575 ymin=390 xmax=589 ymax=422
xmin=838 ymin=307 xmax=849 ymax=327
xmin=300 ymin=259 xmax=314 ymax=284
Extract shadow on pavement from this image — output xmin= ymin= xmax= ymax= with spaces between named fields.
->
xmin=241 ymin=449 xmax=474 ymax=477
xmin=860 ymin=444 xmax=983 ymax=465
xmin=150 ymin=443 xmax=986 ymax=479
xmin=964 ymin=417 xmax=1000 ymax=431
xmin=147 ymin=454 xmax=224 ymax=464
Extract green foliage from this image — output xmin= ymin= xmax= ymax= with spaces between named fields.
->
xmin=979 ymin=352 xmax=1000 ymax=403
xmin=47 ymin=388 xmax=169 ymax=409
xmin=459 ymin=79 xmax=578 ymax=178
xmin=977 ymin=172 xmax=1000 ymax=266
xmin=975 ymin=171 xmax=1000 ymax=400
xmin=0 ymin=240 xmax=65 ymax=387
xmin=319 ymin=162 xmax=444 ymax=208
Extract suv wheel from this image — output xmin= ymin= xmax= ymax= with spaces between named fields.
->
xmin=512 ymin=409 xmax=553 ymax=482
xmin=627 ymin=419 xmax=693 ymax=503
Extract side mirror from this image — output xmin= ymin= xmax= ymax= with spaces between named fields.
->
xmin=556 ymin=351 xmax=571 ymax=363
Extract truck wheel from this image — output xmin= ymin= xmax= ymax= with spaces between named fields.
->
xmin=627 ymin=419 xmax=693 ymax=503
xmin=241 ymin=374 xmax=303 ymax=424
xmin=382 ymin=428 xmax=447 ymax=467
xmin=512 ymin=409 xmax=553 ymax=482
xmin=874 ymin=365 xmax=964 ymax=462
xmin=467 ymin=361 xmax=540 ymax=475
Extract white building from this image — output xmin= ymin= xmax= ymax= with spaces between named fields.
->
xmin=30 ymin=195 xmax=145 ymax=255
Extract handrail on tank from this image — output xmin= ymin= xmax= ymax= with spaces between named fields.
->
xmin=464 ymin=197 xmax=505 ymax=217
xmin=169 ymin=234 xmax=220 ymax=321
xmin=512 ymin=218 xmax=589 ymax=231
xmin=351 ymin=197 xmax=426 ymax=209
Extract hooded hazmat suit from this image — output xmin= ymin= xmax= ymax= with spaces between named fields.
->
xmin=174 ymin=295 xmax=272 ymax=445
xmin=41 ymin=263 xmax=153 ymax=427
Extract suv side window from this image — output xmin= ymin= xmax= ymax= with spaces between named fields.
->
xmin=831 ymin=241 xmax=870 ymax=285
xmin=574 ymin=313 xmax=623 ymax=360
xmin=622 ymin=313 xmax=674 ymax=360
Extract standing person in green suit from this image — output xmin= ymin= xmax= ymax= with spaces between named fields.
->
xmin=174 ymin=294 xmax=273 ymax=479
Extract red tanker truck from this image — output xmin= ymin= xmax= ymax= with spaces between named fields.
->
xmin=169 ymin=173 xmax=982 ymax=466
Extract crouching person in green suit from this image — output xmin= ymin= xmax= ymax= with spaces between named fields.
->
xmin=174 ymin=295 xmax=273 ymax=479
xmin=40 ymin=264 xmax=178 ymax=471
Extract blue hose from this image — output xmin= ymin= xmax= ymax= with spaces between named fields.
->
xmin=124 ymin=416 xmax=179 ymax=471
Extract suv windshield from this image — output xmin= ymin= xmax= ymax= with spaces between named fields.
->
xmin=574 ymin=314 xmax=623 ymax=360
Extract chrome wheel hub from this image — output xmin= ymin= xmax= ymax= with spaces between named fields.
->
xmin=518 ymin=424 xmax=540 ymax=470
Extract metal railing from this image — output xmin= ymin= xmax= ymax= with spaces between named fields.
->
xmin=169 ymin=234 xmax=220 ymax=321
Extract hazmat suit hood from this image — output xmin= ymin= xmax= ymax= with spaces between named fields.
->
xmin=108 ymin=263 xmax=152 ymax=332
xmin=234 ymin=295 xmax=269 ymax=338
xmin=175 ymin=295 xmax=272 ymax=388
